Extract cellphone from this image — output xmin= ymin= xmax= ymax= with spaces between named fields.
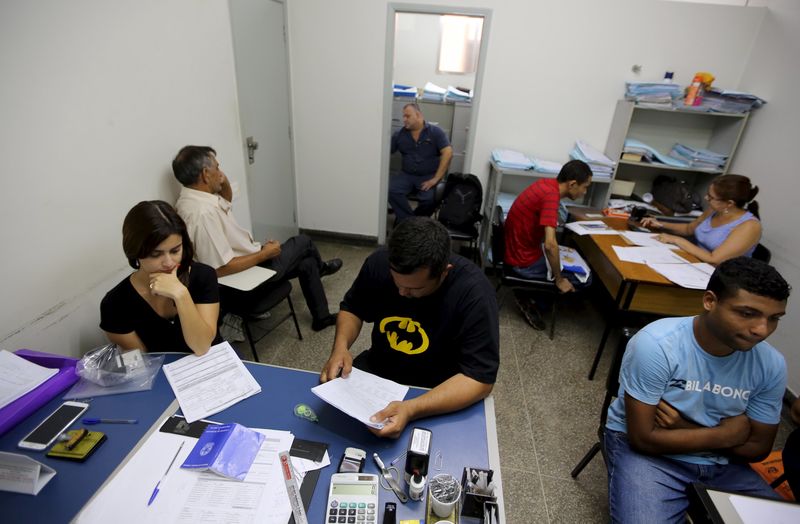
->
xmin=18 ymin=401 xmax=90 ymax=451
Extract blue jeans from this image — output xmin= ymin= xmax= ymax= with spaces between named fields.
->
xmin=389 ymin=171 xmax=436 ymax=220
xmin=605 ymin=429 xmax=779 ymax=524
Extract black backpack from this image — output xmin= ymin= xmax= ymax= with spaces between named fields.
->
xmin=652 ymin=175 xmax=702 ymax=214
xmin=437 ymin=173 xmax=483 ymax=234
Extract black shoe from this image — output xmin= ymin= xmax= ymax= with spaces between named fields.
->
xmin=320 ymin=258 xmax=343 ymax=277
xmin=515 ymin=296 xmax=545 ymax=331
xmin=311 ymin=314 xmax=337 ymax=332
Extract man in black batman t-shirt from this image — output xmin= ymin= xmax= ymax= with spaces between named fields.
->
xmin=320 ymin=218 xmax=499 ymax=438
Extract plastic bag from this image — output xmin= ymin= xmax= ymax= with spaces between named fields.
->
xmin=64 ymin=344 xmax=164 ymax=399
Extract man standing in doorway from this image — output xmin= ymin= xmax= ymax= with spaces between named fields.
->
xmin=389 ymin=103 xmax=453 ymax=221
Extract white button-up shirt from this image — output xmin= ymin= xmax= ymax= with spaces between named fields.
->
xmin=175 ymin=187 xmax=260 ymax=269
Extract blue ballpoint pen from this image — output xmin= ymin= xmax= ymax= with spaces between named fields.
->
xmin=147 ymin=442 xmax=185 ymax=506
xmin=83 ymin=418 xmax=138 ymax=425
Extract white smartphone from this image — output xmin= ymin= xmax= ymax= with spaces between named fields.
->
xmin=18 ymin=401 xmax=89 ymax=451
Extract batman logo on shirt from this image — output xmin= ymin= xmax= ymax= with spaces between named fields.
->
xmin=379 ymin=316 xmax=429 ymax=355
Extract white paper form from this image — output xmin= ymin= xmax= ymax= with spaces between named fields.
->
xmin=218 ymin=266 xmax=276 ymax=291
xmin=647 ymin=262 xmax=715 ymax=289
xmin=565 ymin=221 xmax=621 ymax=236
xmin=612 ymin=246 xmax=688 ymax=265
xmin=0 ymin=451 xmax=56 ymax=495
xmin=730 ymin=494 xmax=800 ymax=523
xmin=0 ymin=350 xmax=58 ymax=409
xmin=77 ymin=426 xmax=297 ymax=524
xmin=620 ymin=231 xmax=680 ymax=250
xmin=311 ymin=368 xmax=409 ymax=429
xmin=162 ymin=342 xmax=261 ymax=423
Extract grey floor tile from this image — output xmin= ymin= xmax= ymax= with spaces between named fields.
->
xmin=501 ymin=467 xmax=549 ymax=524
xmin=541 ymin=473 xmax=608 ymax=524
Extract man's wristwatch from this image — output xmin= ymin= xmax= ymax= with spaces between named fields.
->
xmin=338 ymin=447 xmax=366 ymax=473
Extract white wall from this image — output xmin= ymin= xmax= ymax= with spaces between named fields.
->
xmin=731 ymin=0 xmax=800 ymax=395
xmin=394 ymin=13 xmax=476 ymax=92
xmin=0 ymin=0 xmax=249 ymax=357
xmin=287 ymin=0 xmax=764 ymax=237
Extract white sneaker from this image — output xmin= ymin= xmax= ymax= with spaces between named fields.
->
xmin=220 ymin=313 xmax=246 ymax=342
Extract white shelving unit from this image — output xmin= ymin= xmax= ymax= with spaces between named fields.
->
xmin=604 ymin=100 xmax=750 ymax=204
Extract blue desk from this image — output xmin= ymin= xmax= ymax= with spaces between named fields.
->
xmin=1 ymin=354 xmax=502 ymax=523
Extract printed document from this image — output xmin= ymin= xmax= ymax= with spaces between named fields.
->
xmin=218 ymin=265 xmax=276 ymax=291
xmin=311 ymin=368 xmax=409 ymax=429
xmin=565 ymin=221 xmax=620 ymax=236
xmin=620 ymin=231 xmax=680 ymax=250
xmin=76 ymin=425 xmax=298 ymax=524
xmin=0 ymin=452 xmax=56 ymax=495
xmin=647 ymin=262 xmax=715 ymax=289
xmin=162 ymin=342 xmax=260 ymax=423
xmin=612 ymin=246 xmax=688 ymax=265
xmin=0 ymin=350 xmax=58 ymax=410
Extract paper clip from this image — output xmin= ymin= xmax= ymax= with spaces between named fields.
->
xmin=434 ymin=449 xmax=444 ymax=470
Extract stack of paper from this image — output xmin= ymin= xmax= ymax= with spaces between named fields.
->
xmin=701 ymin=88 xmax=767 ymax=113
xmin=623 ymin=139 xmax=688 ymax=168
xmin=669 ymin=143 xmax=727 ymax=171
xmin=393 ymin=83 xmax=417 ymax=98
xmin=570 ymin=140 xmax=614 ymax=180
xmin=0 ymin=350 xmax=58 ymax=410
xmin=544 ymin=245 xmax=591 ymax=283
xmin=564 ymin=220 xmax=620 ymax=236
xmin=422 ymin=81 xmax=446 ymax=101
xmin=162 ymin=342 xmax=261 ymax=423
xmin=445 ymin=85 xmax=471 ymax=102
xmin=532 ymin=158 xmax=563 ymax=174
xmin=311 ymin=368 xmax=408 ymax=429
xmin=492 ymin=149 xmax=534 ymax=170
xmin=625 ymin=82 xmax=682 ymax=107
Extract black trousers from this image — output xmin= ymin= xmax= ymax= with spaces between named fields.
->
xmin=221 ymin=234 xmax=330 ymax=321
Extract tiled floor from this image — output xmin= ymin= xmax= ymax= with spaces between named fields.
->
xmin=232 ymin=238 xmax=796 ymax=523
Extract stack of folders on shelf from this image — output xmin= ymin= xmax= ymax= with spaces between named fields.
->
xmin=531 ymin=158 xmax=562 ymax=175
xmin=422 ymin=81 xmax=447 ymax=101
xmin=445 ymin=85 xmax=472 ymax=102
xmin=696 ymin=87 xmax=767 ymax=113
xmin=624 ymin=82 xmax=683 ymax=108
xmin=622 ymin=139 xmax=688 ymax=168
xmin=492 ymin=149 xmax=534 ymax=170
xmin=669 ymin=144 xmax=727 ymax=171
xmin=570 ymin=140 xmax=614 ymax=181
xmin=393 ymin=84 xmax=418 ymax=97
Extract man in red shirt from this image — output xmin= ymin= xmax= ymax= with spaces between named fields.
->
xmin=504 ymin=160 xmax=592 ymax=328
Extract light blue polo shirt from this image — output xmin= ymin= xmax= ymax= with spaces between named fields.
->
xmin=606 ymin=316 xmax=786 ymax=465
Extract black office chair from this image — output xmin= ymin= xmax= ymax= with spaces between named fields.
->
xmin=220 ymin=280 xmax=302 ymax=363
xmin=571 ymin=327 xmax=637 ymax=478
xmin=753 ymin=243 xmax=771 ymax=263
xmin=490 ymin=205 xmax=560 ymax=339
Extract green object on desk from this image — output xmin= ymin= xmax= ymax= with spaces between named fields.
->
xmin=293 ymin=403 xmax=318 ymax=422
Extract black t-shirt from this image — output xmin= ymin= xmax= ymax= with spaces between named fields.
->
xmin=100 ymin=262 xmax=222 ymax=353
xmin=341 ymin=249 xmax=499 ymax=388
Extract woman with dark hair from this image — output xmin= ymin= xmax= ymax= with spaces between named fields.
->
xmin=641 ymin=174 xmax=761 ymax=265
xmin=100 ymin=200 xmax=221 ymax=355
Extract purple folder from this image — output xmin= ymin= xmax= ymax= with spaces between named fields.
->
xmin=0 ymin=349 xmax=79 ymax=437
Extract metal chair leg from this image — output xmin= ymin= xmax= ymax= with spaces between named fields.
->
xmin=571 ymin=442 xmax=601 ymax=478
xmin=241 ymin=318 xmax=260 ymax=363
xmin=287 ymin=296 xmax=303 ymax=340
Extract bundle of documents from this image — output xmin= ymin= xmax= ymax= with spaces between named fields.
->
xmin=623 ymin=139 xmax=688 ymax=168
xmin=162 ymin=342 xmax=261 ymax=423
xmin=570 ymin=140 xmax=614 ymax=180
xmin=531 ymin=158 xmax=563 ymax=174
xmin=625 ymin=82 xmax=682 ymax=107
xmin=492 ymin=148 xmax=534 ymax=170
xmin=700 ymin=88 xmax=767 ymax=113
xmin=669 ymin=143 xmax=727 ymax=171
xmin=445 ymin=85 xmax=472 ymax=102
xmin=422 ymin=81 xmax=447 ymax=101
xmin=311 ymin=368 xmax=408 ymax=429
xmin=0 ymin=350 xmax=58 ymax=410
xmin=544 ymin=245 xmax=591 ymax=284
xmin=393 ymin=83 xmax=417 ymax=98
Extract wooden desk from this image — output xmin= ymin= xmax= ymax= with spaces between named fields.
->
xmin=570 ymin=216 xmax=705 ymax=379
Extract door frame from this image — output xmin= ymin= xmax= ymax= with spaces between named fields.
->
xmin=378 ymin=3 xmax=493 ymax=244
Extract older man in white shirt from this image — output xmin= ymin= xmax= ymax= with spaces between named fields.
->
xmin=173 ymin=145 xmax=341 ymax=332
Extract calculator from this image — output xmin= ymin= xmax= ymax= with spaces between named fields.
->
xmin=326 ymin=472 xmax=380 ymax=523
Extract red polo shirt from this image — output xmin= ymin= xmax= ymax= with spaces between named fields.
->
xmin=504 ymin=178 xmax=560 ymax=267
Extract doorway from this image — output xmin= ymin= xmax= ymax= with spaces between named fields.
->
xmin=378 ymin=5 xmax=492 ymax=244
